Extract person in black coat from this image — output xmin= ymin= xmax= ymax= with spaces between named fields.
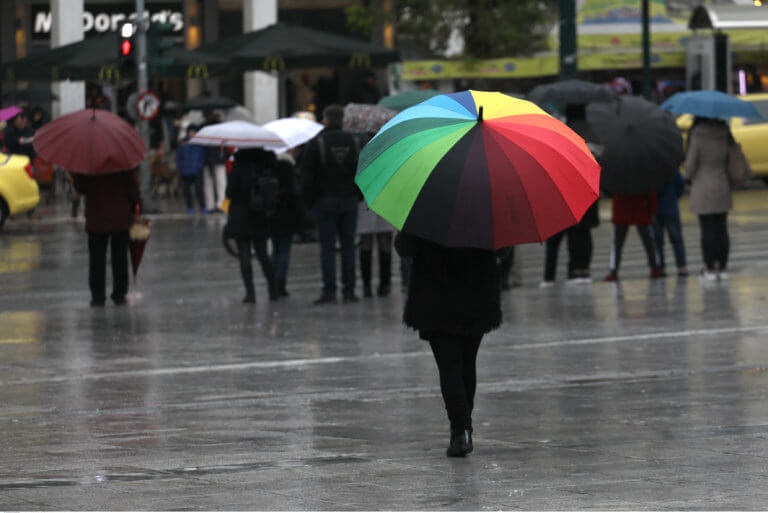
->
xmin=395 ymin=232 xmax=503 ymax=457
xmin=225 ymin=148 xmax=279 ymax=303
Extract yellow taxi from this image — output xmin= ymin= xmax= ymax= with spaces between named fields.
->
xmin=0 ymin=151 xmax=40 ymax=230
xmin=677 ymin=93 xmax=768 ymax=183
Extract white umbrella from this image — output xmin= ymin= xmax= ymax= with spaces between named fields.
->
xmin=189 ymin=120 xmax=287 ymax=149
xmin=262 ymin=117 xmax=324 ymax=153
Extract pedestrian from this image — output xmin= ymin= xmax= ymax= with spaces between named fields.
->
xmin=3 ymin=111 xmax=35 ymax=158
xmin=653 ymin=169 xmax=688 ymax=277
xmin=201 ymin=110 xmax=227 ymax=213
xmin=269 ymin=149 xmax=305 ymax=297
xmin=225 ymin=148 xmax=279 ymax=303
xmin=175 ymin=125 xmax=208 ymax=215
xmin=395 ymin=232 xmax=504 ymax=457
xmin=70 ymin=168 xmax=141 ymax=307
xmin=603 ymin=191 xmax=664 ymax=282
xmin=299 ymin=104 xmax=362 ymax=304
xmin=498 ymin=246 xmax=520 ymax=290
xmin=684 ymin=116 xmax=733 ymax=280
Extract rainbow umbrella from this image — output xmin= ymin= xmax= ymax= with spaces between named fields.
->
xmin=355 ymin=90 xmax=601 ymax=250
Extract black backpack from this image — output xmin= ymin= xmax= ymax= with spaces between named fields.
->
xmin=249 ymin=167 xmax=279 ymax=214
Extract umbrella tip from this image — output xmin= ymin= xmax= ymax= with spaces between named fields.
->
xmin=478 ymin=106 xmax=484 ymax=122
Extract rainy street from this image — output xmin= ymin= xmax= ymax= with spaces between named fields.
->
xmin=2 ymin=185 xmax=768 ymax=510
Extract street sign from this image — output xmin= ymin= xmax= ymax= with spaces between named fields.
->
xmin=136 ymin=90 xmax=161 ymax=120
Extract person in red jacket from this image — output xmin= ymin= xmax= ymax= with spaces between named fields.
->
xmin=603 ymin=191 xmax=664 ymax=282
xmin=71 ymin=169 xmax=142 ymax=306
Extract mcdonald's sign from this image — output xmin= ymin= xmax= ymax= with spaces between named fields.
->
xmin=262 ymin=56 xmax=286 ymax=72
xmin=187 ymin=64 xmax=209 ymax=79
xmin=98 ymin=65 xmax=121 ymax=82
xmin=349 ymin=53 xmax=372 ymax=69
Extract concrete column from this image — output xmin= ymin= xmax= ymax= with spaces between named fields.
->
xmin=243 ymin=0 xmax=278 ymax=123
xmin=50 ymin=0 xmax=85 ymax=116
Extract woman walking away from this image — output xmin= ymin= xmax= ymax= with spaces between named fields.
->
xmin=395 ymin=232 xmax=503 ymax=457
xmin=684 ymin=116 xmax=733 ymax=281
xmin=225 ymin=148 xmax=279 ymax=303
xmin=269 ymin=149 xmax=305 ymax=297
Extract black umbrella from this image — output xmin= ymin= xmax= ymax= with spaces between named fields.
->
xmin=195 ymin=21 xmax=400 ymax=71
xmin=527 ymin=79 xmax=617 ymax=108
xmin=586 ymin=96 xmax=684 ymax=195
xmin=183 ymin=94 xmax=237 ymax=111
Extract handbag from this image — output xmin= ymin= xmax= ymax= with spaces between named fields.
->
xmin=726 ymin=142 xmax=752 ymax=187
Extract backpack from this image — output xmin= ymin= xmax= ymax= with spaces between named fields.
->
xmin=249 ymin=167 xmax=280 ymax=214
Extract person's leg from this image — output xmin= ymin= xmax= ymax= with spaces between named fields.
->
xmin=253 ymin=236 xmax=279 ymax=300
xmin=543 ymin=230 xmax=565 ymax=282
xmin=338 ymin=200 xmax=358 ymax=300
xmin=498 ymin=247 xmax=514 ymax=290
xmin=652 ymin=216 xmax=667 ymax=271
xmin=698 ymin=214 xmax=717 ymax=271
xmin=568 ymin=226 xmax=592 ymax=279
xmin=428 ymin=334 xmax=472 ymax=435
xmin=88 ymin=233 xmax=108 ymax=305
xmin=460 ymin=335 xmax=482 ymax=422
xmin=358 ymin=234 xmax=373 ymax=297
xmin=236 ymin=239 xmax=255 ymax=302
xmin=214 ymin=164 xmax=227 ymax=210
xmin=665 ymin=215 xmax=688 ymax=274
xmin=636 ymin=224 xmax=662 ymax=272
xmin=193 ymin=174 xmax=206 ymax=212
xmin=203 ymin=165 xmax=216 ymax=211
xmin=314 ymin=201 xmax=338 ymax=300
xmin=110 ymin=231 xmax=130 ymax=303
xmin=377 ymin=232 xmax=393 ymax=296
xmin=181 ymin=176 xmax=194 ymax=211
xmin=608 ymin=224 xmax=629 ymax=276
xmin=712 ymin=213 xmax=730 ymax=271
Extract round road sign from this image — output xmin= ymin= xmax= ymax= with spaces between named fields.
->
xmin=136 ymin=91 xmax=161 ymax=121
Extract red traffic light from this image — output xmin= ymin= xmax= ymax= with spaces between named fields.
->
xmin=121 ymin=39 xmax=133 ymax=56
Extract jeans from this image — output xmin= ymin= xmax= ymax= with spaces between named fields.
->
xmin=270 ymin=232 xmax=294 ymax=282
xmin=426 ymin=333 xmax=483 ymax=434
xmin=653 ymin=214 xmax=687 ymax=270
xmin=88 ymin=231 xmax=129 ymax=304
xmin=698 ymin=213 xmax=729 ymax=271
xmin=312 ymin=196 xmax=358 ymax=297
xmin=181 ymin=174 xmax=205 ymax=211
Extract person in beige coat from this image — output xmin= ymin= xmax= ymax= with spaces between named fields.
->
xmin=684 ymin=117 xmax=732 ymax=280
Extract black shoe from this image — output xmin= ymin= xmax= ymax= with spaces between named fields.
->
xmin=242 ymin=295 xmax=255 ymax=303
xmin=343 ymin=294 xmax=360 ymax=304
xmin=112 ymin=297 xmax=127 ymax=306
xmin=446 ymin=430 xmax=473 ymax=457
xmin=377 ymin=284 xmax=390 ymax=297
xmin=90 ymin=299 xmax=105 ymax=307
xmin=313 ymin=295 xmax=336 ymax=305
xmin=363 ymin=284 xmax=373 ymax=298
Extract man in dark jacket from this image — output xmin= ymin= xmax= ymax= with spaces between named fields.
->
xmin=299 ymin=104 xmax=361 ymax=304
xmin=71 ymin=169 xmax=142 ymax=306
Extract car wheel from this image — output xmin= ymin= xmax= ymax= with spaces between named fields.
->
xmin=0 ymin=198 xmax=8 ymax=230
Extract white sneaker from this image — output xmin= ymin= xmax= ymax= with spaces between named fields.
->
xmin=699 ymin=269 xmax=718 ymax=281
xmin=718 ymin=271 xmax=728 ymax=280
xmin=538 ymin=280 xmax=555 ymax=288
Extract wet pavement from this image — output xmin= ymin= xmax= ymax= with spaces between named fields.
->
xmin=2 ymin=185 xmax=768 ymax=510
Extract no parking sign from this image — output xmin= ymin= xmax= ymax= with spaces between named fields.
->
xmin=136 ymin=90 xmax=161 ymax=121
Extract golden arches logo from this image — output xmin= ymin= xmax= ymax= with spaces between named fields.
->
xmin=263 ymin=56 xmax=285 ymax=72
xmin=187 ymin=64 xmax=210 ymax=79
xmin=98 ymin=65 xmax=121 ymax=82
xmin=349 ymin=53 xmax=371 ymax=69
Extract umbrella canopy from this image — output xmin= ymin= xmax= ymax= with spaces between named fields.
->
xmin=0 ymin=106 xmax=22 ymax=122
xmin=378 ymin=89 xmax=441 ymax=111
xmin=527 ymin=79 xmax=617 ymax=108
xmin=262 ymin=117 xmax=324 ymax=153
xmin=343 ymin=103 xmax=397 ymax=134
xmin=189 ymin=120 xmax=287 ymax=149
xmin=587 ymin=96 xmax=684 ymax=195
xmin=660 ymin=90 xmax=763 ymax=120
xmin=33 ymin=109 xmax=146 ymax=174
xmin=355 ymin=90 xmax=601 ymax=250
xmin=194 ymin=21 xmax=400 ymax=71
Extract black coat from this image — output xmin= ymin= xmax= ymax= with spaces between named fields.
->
xmin=225 ymin=149 xmax=273 ymax=240
xmin=395 ymin=233 xmax=502 ymax=338
xmin=270 ymin=156 xmax=305 ymax=235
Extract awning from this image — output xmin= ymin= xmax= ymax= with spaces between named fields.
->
xmin=689 ymin=5 xmax=768 ymax=30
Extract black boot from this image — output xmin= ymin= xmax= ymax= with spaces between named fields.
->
xmin=360 ymin=250 xmax=373 ymax=298
xmin=276 ymin=279 xmax=289 ymax=297
xmin=378 ymin=250 xmax=392 ymax=297
xmin=447 ymin=429 xmax=473 ymax=457
xmin=239 ymin=250 xmax=255 ymax=303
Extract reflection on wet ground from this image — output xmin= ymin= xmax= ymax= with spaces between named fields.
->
xmin=1 ymin=188 xmax=768 ymax=509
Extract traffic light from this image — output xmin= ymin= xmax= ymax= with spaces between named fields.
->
xmin=147 ymin=22 xmax=176 ymax=75
xmin=118 ymin=22 xmax=136 ymax=76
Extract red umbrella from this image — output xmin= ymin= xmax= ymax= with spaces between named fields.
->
xmin=33 ymin=108 xmax=146 ymax=174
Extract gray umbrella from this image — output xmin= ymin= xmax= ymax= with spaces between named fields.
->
xmin=587 ymin=96 xmax=684 ymax=195
xmin=527 ymin=79 xmax=617 ymax=108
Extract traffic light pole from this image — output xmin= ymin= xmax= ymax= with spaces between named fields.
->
xmin=135 ymin=0 xmax=155 ymax=212
xmin=559 ymin=0 xmax=577 ymax=80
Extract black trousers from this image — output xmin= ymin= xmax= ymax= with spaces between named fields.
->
xmin=698 ymin=213 xmax=729 ymax=271
xmin=88 ymin=231 xmax=129 ymax=304
xmin=427 ymin=333 xmax=483 ymax=434
xmin=609 ymin=224 xmax=660 ymax=272
xmin=236 ymin=237 xmax=276 ymax=298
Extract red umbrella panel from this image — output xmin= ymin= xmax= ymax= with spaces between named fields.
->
xmin=356 ymin=90 xmax=602 ymax=249
xmin=33 ymin=108 xmax=146 ymax=174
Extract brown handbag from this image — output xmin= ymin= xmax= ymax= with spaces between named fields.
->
xmin=726 ymin=142 xmax=752 ymax=187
